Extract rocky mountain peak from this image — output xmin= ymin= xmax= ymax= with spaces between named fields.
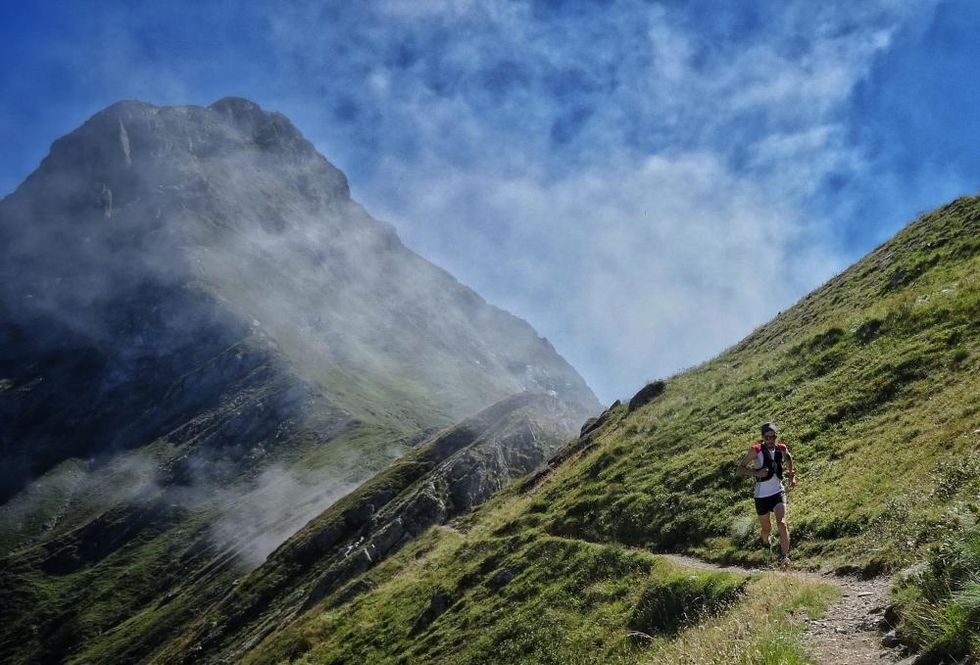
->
xmin=20 ymin=97 xmax=349 ymax=216
xmin=0 ymin=97 xmax=599 ymax=503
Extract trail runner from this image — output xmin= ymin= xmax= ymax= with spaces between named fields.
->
xmin=737 ymin=422 xmax=797 ymax=565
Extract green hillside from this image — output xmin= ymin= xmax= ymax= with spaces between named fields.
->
xmin=226 ymin=196 xmax=978 ymax=663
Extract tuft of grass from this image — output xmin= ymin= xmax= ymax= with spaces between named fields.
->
xmin=643 ymin=575 xmax=837 ymax=665
xmin=894 ymin=525 xmax=980 ymax=659
xmin=629 ymin=569 xmax=747 ymax=636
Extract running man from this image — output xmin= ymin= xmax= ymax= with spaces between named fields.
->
xmin=738 ymin=422 xmax=797 ymax=565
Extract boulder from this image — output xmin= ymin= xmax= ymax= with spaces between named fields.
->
xmin=628 ymin=381 xmax=666 ymax=412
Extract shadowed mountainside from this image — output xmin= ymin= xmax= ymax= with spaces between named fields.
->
xmin=0 ymin=98 xmax=598 ymax=664
xmin=146 ymin=392 xmax=582 ymax=664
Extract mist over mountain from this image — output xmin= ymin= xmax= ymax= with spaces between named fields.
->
xmin=0 ymin=97 xmax=598 ymax=501
xmin=2 ymin=94 xmax=978 ymax=665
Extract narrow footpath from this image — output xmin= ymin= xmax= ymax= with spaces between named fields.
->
xmin=438 ymin=523 xmax=912 ymax=664
xmin=661 ymin=554 xmax=907 ymax=665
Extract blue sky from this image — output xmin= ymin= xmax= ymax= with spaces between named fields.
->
xmin=1 ymin=0 xmax=977 ymax=402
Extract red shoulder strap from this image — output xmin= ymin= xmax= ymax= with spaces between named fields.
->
xmin=776 ymin=442 xmax=788 ymax=451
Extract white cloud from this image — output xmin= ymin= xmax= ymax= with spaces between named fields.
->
xmin=284 ymin=1 xmax=939 ymax=400
xmin=366 ymin=148 xmax=842 ymax=399
xmin=208 ymin=464 xmax=356 ymax=567
xmin=8 ymin=0 xmax=941 ymax=402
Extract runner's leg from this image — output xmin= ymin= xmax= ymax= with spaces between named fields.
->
xmin=773 ymin=501 xmax=789 ymax=557
xmin=758 ymin=513 xmax=772 ymax=548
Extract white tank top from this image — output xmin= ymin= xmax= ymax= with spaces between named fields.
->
xmin=753 ymin=446 xmax=785 ymax=498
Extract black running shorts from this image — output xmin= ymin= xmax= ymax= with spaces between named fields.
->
xmin=754 ymin=491 xmax=785 ymax=515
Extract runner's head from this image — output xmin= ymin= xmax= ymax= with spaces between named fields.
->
xmin=761 ymin=422 xmax=778 ymax=443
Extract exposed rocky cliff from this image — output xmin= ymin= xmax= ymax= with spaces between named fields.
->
xmin=145 ymin=392 xmax=580 ymax=664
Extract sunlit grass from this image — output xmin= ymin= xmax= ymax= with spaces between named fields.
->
xmin=644 ymin=575 xmax=837 ymax=665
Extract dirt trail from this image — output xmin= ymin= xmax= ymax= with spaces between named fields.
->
xmin=439 ymin=525 xmax=908 ymax=663
xmin=661 ymin=554 xmax=905 ymax=665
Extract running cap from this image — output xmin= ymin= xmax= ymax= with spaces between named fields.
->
xmin=761 ymin=422 xmax=779 ymax=436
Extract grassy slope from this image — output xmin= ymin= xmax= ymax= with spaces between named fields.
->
xmin=0 ymin=415 xmax=416 ymax=665
xmin=244 ymin=492 xmax=835 ymax=665
xmin=130 ymin=394 xmax=572 ymax=664
xmin=234 ymin=196 xmax=978 ymax=663
xmin=539 ymin=196 xmax=978 ymax=573
xmin=44 ymin=395 xmax=561 ymax=664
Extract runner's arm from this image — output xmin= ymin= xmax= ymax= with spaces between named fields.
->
xmin=783 ymin=449 xmax=797 ymax=487
xmin=737 ymin=446 xmax=765 ymax=478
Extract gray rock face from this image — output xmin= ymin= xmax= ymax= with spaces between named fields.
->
xmin=300 ymin=392 xmax=580 ymax=605
xmin=164 ymin=392 xmax=580 ymax=663
xmin=628 ymin=380 xmax=666 ymax=412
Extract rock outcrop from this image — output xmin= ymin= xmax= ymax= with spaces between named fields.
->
xmin=126 ymin=392 xmax=581 ymax=664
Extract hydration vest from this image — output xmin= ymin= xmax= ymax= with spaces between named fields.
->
xmin=753 ymin=441 xmax=787 ymax=482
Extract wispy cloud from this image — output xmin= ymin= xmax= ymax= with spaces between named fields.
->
xmin=0 ymin=0 xmax=950 ymax=401
xmin=0 ymin=443 xmax=356 ymax=569
xmin=253 ymin=1 xmax=939 ymax=399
